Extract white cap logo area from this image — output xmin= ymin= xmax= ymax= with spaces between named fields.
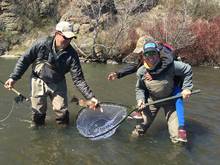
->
xmin=56 ymin=21 xmax=76 ymax=39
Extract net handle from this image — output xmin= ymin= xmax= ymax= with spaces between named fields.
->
xmin=128 ymin=89 xmax=201 ymax=115
xmin=83 ymin=89 xmax=201 ymax=139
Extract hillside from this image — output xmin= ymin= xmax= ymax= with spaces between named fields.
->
xmin=0 ymin=0 xmax=220 ymax=66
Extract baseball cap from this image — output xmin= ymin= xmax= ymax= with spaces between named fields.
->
xmin=133 ymin=35 xmax=155 ymax=53
xmin=143 ymin=42 xmax=158 ymax=55
xmin=56 ymin=21 xmax=77 ymax=39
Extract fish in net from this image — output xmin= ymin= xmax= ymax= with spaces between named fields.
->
xmin=76 ymin=103 xmax=127 ymax=140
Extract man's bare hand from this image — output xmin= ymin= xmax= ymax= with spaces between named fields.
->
xmin=107 ymin=72 xmax=118 ymax=80
xmin=4 ymin=78 xmax=16 ymax=90
xmin=144 ymin=72 xmax=153 ymax=81
xmin=137 ymin=99 xmax=145 ymax=110
xmin=88 ymin=97 xmax=103 ymax=112
xmin=181 ymin=89 xmax=191 ymax=100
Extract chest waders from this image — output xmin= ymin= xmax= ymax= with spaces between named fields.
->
xmin=133 ymin=66 xmax=179 ymax=143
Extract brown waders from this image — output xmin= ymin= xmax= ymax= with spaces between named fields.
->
xmin=30 ymin=77 xmax=69 ymax=127
xmin=133 ymin=65 xmax=179 ymax=143
xmin=133 ymin=98 xmax=179 ymax=143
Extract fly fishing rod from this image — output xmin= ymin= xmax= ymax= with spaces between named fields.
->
xmin=0 ymin=79 xmax=29 ymax=103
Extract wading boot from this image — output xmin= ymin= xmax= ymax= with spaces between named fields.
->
xmin=177 ymin=128 xmax=187 ymax=143
xmin=30 ymin=113 xmax=46 ymax=129
xmin=56 ymin=111 xmax=69 ymax=128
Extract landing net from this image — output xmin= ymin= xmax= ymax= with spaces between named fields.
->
xmin=76 ymin=103 xmax=127 ymax=140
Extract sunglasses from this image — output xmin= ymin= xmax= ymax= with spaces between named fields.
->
xmin=58 ymin=32 xmax=74 ymax=40
xmin=143 ymin=51 xmax=158 ymax=57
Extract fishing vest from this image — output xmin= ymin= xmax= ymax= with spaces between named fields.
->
xmin=144 ymin=64 xmax=175 ymax=99
xmin=32 ymin=44 xmax=65 ymax=84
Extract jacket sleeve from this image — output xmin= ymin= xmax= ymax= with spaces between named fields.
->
xmin=9 ymin=40 xmax=40 ymax=81
xmin=116 ymin=59 xmax=141 ymax=78
xmin=70 ymin=54 xmax=95 ymax=99
xmin=135 ymin=66 xmax=148 ymax=101
xmin=174 ymin=61 xmax=193 ymax=91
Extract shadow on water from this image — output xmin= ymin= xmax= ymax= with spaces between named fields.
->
xmin=184 ymin=118 xmax=210 ymax=150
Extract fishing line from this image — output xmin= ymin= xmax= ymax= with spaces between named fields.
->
xmin=0 ymin=100 xmax=16 ymax=123
xmin=0 ymin=100 xmax=15 ymax=129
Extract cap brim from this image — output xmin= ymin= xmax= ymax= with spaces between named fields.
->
xmin=62 ymin=32 xmax=77 ymax=39
xmin=144 ymin=47 xmax=157 ymax=53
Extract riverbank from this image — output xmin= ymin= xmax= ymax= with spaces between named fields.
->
xmin=1 ymin=54 xmax=220 ymax=69
xmin=0 ymin=55 xmax=19 ymax=59
xmin=1 ymin=1 xmax=219 ymax=67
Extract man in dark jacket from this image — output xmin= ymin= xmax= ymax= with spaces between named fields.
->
xmin=4 ymin=21 xmax=99 ymax=128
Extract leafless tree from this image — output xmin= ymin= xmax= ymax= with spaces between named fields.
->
xmin=77 ymin=0 xmax=118 ymax=60
xmin=104 ymin=0 xmax=158 ymax=59
xmin=145 ymin=0 xmax=195 ymax=50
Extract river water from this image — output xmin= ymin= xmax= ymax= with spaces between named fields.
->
xmin=0 ymin=59 xmax=219 ymax=165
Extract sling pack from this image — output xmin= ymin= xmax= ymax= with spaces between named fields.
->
xmin=32 ymin=48 xmax=65 ymax=84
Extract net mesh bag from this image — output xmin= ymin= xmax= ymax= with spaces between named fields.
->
xmin=76 ymin=103 xmax=127 ymax=140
